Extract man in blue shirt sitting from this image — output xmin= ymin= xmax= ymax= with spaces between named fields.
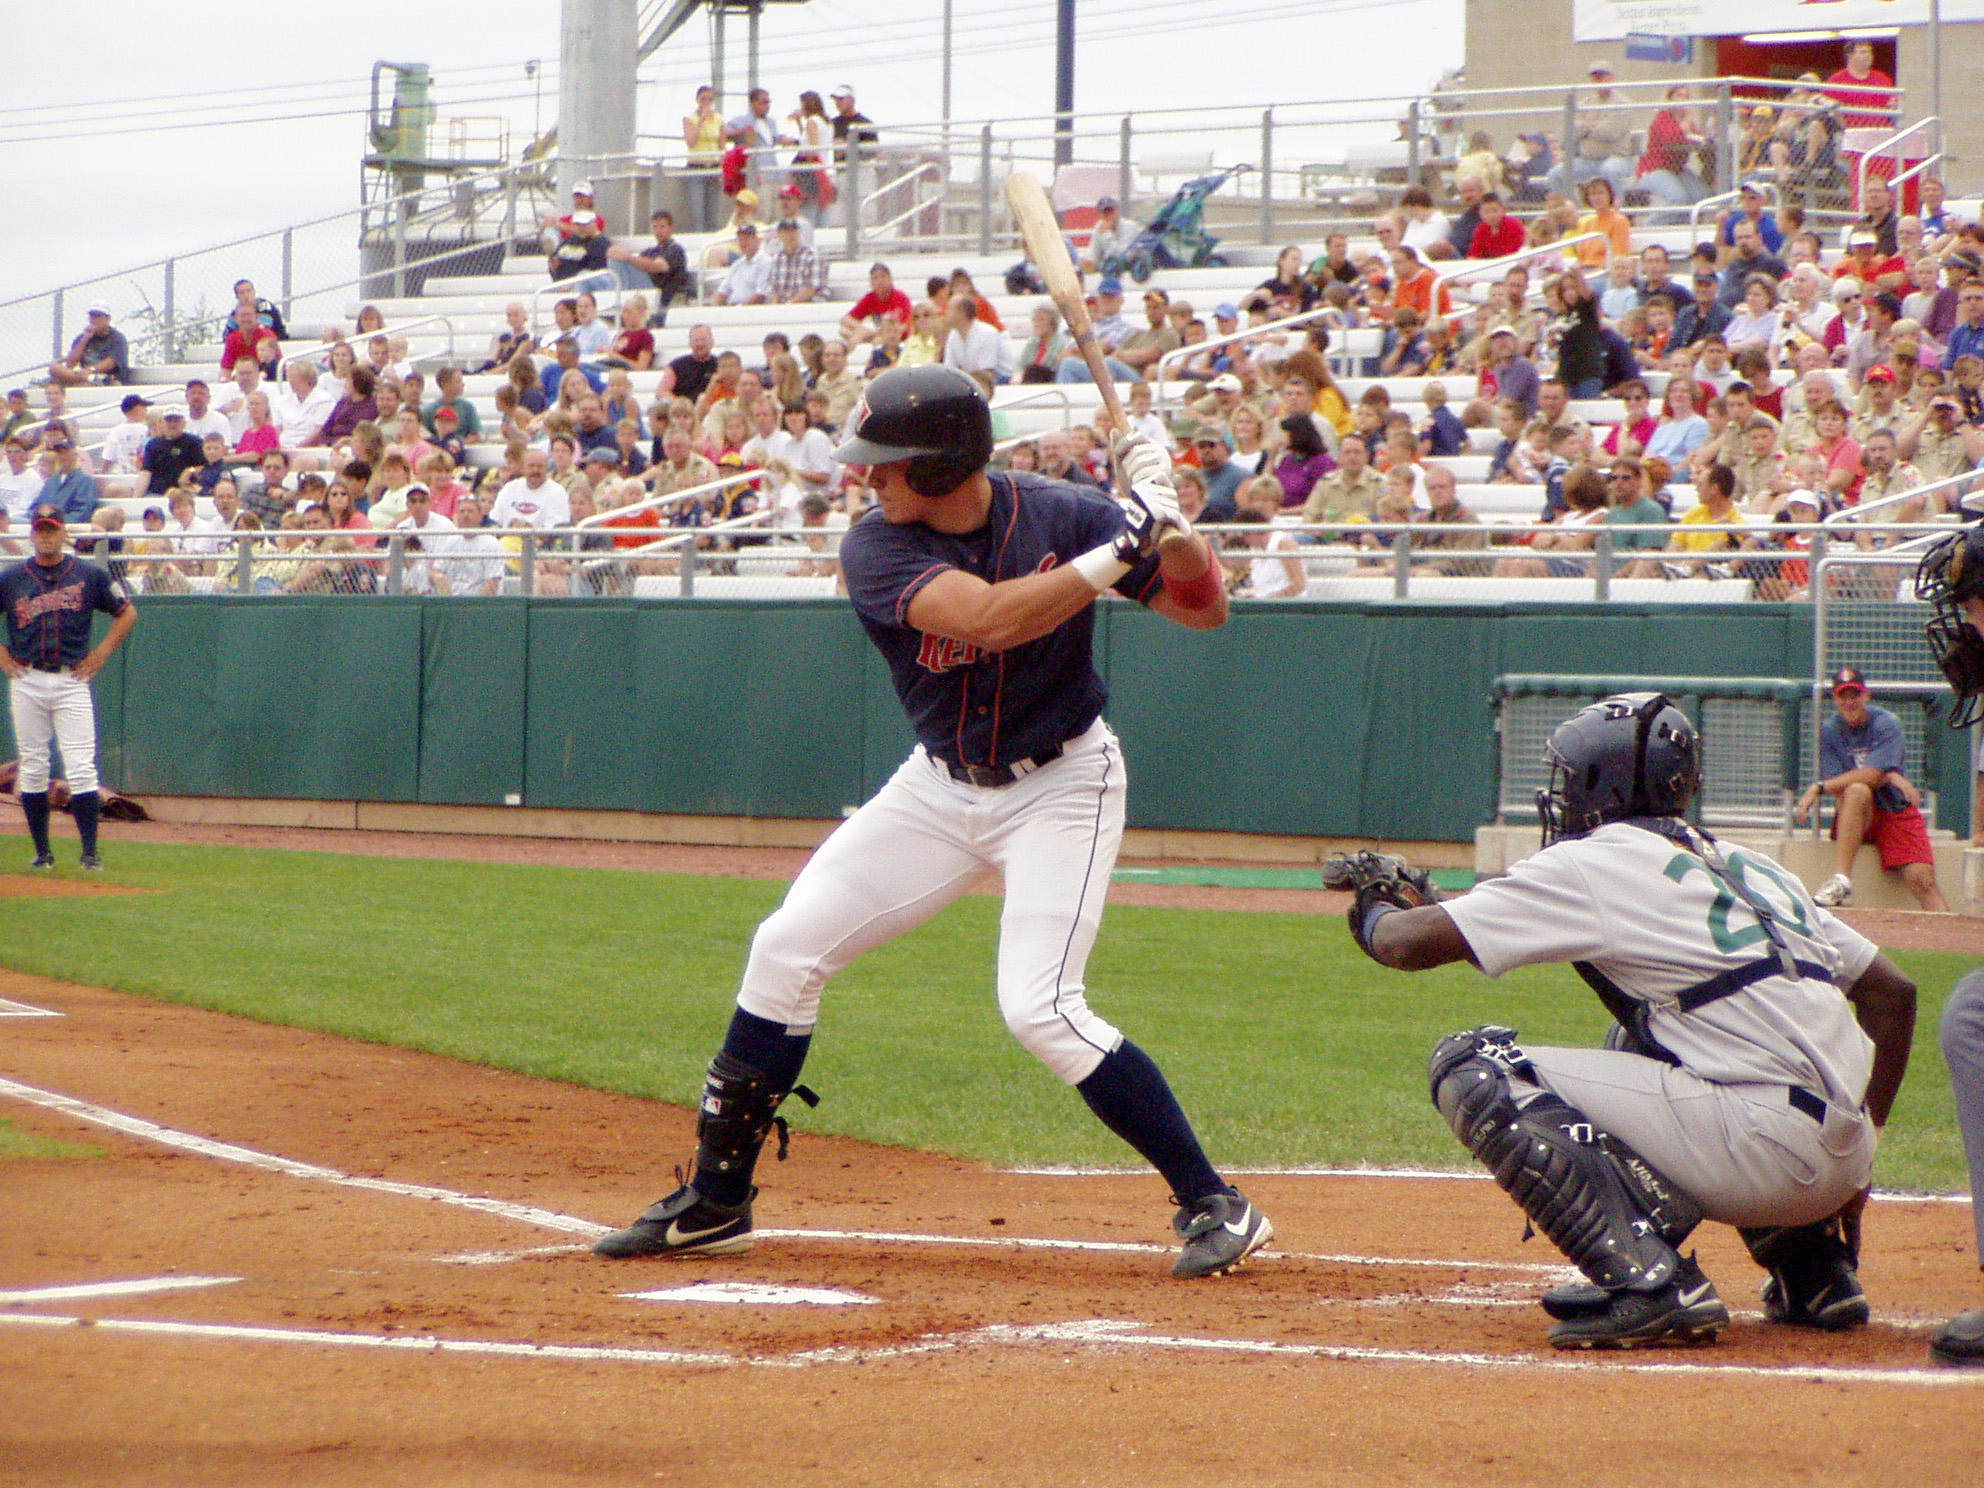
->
xmin=1795 ymin=666 xmax=1948 ymax=910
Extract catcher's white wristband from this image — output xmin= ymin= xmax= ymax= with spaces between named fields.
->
xmin=1072 ymin=542 xmax=1133 ymax=592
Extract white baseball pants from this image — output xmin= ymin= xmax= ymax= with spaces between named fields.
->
xmin=736 ymin=718 xmax=1126 ymax=1084
xmin=8 ymin=667 xmax=99 ymax=794
xmin=1522 ymin=1045 xmax=1877 ymax=1229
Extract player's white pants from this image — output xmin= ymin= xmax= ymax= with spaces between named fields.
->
xmin=736 ymin=718 xmax=1126 ymax=1084
xmin=1521 ymin=1046 xmax=1877 ymax=1229
xmin=7 ymin=667 xmax=98 ymax=795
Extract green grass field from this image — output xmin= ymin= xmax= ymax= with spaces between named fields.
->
xmin=0 ymin=1118 xmax=98 ymax=1160
xmin=0 ymin=841 xmax=1973 ymax=1191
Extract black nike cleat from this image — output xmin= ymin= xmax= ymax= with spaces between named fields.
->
xmin=1171 ymin=1189 xmax=1273 ymax=1278
xmin=592 ymin=1184 xmax=754 ymax=1259
xmin=1547 ymin=1256 xmax=1728 ymax=1350
xmin=1761 ymin=1260 xmax=1869 ymax=1331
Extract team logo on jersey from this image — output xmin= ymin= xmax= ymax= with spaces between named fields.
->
xmin=11 ymin=583 xmax=85 ymax=626
xmin=916 ymin=633 xmax=981 ymax=673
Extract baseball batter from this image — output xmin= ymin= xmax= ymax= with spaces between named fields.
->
xmin=2 ymin=501 xmax=136 ymax=871
xmin=1333 ymin=693 xmax=1917 ymax=1349
xmin=595 ymin=364 xmax=1273 ymax=1277
xmin=1914 ymin=529 xmax=1984 ymax=1366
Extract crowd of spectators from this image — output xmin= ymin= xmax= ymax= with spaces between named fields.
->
xmin=6 ymin=49 xmax=1972 ymax=602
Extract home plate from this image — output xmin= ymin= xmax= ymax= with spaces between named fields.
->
xmin=0 ymin=999 xmax=60 ymax=1018
xmin=623 ymin=1282 xmax=877 ymax=1306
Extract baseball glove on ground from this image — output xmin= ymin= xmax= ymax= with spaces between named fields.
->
xmin=1321 ymin=851 xmax=1443 ymax=957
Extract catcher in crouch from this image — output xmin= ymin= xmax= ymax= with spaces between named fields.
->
xmin=1327 ymin=692 xmax=1916 ymax=1350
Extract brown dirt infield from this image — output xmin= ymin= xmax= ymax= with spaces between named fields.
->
xmin=49 ymin=817 xmax=1984 ymax=949
xmin=1 ymin=822 xmax=1980 ymax=1485
xmin=0 ymin=879 xmax=152 ymax=900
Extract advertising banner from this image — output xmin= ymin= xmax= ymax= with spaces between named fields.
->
xmin=1575 ymin=0 xmax=1984 ymax=42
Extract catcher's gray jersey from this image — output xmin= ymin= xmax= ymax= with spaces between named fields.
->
xmin=1445 ymin=822 xmax=1878 ymax=1109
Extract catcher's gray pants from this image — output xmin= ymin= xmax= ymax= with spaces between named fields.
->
xmin=1520 ymin=1045 xmax=1877 ymax=1230
xmin=1942 ymin=970 xmax=1984 ymax=1263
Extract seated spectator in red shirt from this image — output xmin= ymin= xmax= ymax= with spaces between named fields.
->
xmin=1467 ymin=194 xmax=1528 ymax=259
xmin=840 ymin=263 xmax=914 ymax=346
xmin=221 ymin=321 xmax=282 ymax=380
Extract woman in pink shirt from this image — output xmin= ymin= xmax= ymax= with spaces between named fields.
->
xmin=1600 ymin=380 xmax=1659 ymax=457
xmin=234 ymin=391 xmax=283 ymax=460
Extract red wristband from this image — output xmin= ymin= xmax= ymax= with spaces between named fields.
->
xmin=1163 ymin=560 xmax=1222 ymax=611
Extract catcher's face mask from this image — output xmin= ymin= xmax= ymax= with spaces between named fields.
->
xmin=1917 ymin=530 xmax=1984 ymax=728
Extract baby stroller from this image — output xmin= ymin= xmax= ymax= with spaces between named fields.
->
xmin=1107 ymin=164 xmax=1252 ymax=282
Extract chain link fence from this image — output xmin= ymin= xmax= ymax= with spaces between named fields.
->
xmin=1492 ymin=678 xmax=1804 ymax=831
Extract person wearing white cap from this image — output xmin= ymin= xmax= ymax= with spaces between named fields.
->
xmin=828 ymin=84 xmax=876 ymax=160
xmin=1547 ymin=59 xmax=1636 ymax=197
xmin=548 ymin=210 xmax=613 ymax=289
xmin=541 ymin=179 xmax=600 ymax=242
xmin=47 ymin=303 xmax=131 ymax=388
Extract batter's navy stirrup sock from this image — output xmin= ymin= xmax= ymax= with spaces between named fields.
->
xmin=71 ymin=791 xmax=101 ymax=859
xmin=692 ymin=1007 xmax=815 ymax=1207
xmin=19 ymin=791 xmax=52 ymax=858
xmin=1076 ymin=1040 xmax=1226 ymax=1204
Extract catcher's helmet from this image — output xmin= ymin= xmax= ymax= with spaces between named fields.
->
xmin=1914 ymin=524 xmax=1984 ymax=610
xmin=1536 ymin=692 xmax=1700 ymax=846
xmin=1917 ymin=526 xmax=1984 ymax=727
xmin=834 ymin=363 xmax=993 ymax=498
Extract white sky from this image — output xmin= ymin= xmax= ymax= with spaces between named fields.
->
xmin=0 ymin=0 xmax=1464 ymax=301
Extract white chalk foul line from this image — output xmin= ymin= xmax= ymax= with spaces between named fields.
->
xmin=0 ymin=1076 xmax=1571 ymax=1276
xmin=0 ymin=1276 xmax=238 ymax=1305
xmin=0 ymin=998 xmax=60 ymax=1018
xmin=0 ymin=1075 xmax=609 ymax=1240
xmin=2 ymin=1311 xmax=1974 ymax=1388
xmin=1007 ymin=1165 xmax=1976 ymax=1207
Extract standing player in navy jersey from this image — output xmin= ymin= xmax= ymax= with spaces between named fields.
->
xmin=2 ymin=502 xmax=136 ymax=870
xmin=596 ymin=363 xmax=1273 ymax=1278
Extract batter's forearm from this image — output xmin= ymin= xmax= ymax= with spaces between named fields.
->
xmin=923 ymin=566 xmax=1099 ymax=653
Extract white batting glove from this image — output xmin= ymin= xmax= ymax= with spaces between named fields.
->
xmin=1111 ymin=431 xmax=1176 ymax=496
xmin=1113 ymin=480 xmax=1192 ymax=560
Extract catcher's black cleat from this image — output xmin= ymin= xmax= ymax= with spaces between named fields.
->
xmin=1930 ymin=1308 xmax=1984 ymax=1367
xmin=1539 ymin=1278 xmax=1610 ymax=1321
xmin=1171 ymin=1190 xmax=1273 ymax=1278
xmin=592 ymin=1184 xmax=754 ymax=1259
xmin=27 ymin=853 xmax=54 ymax=872
xmin=1546 ymin=1257 xmax=1728 ymax=1350
xmin=1761 ymin=1260 xmax=1869 ymax=1331
xmin=78 ymin=853 xmax=104 ymax=873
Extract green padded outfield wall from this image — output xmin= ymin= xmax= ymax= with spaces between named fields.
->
xmin=59 ymin=597 xmax=1970 ymax=842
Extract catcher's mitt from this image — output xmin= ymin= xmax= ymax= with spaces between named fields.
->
xmin=1321 ymin=851 xmax=1442 ymax=958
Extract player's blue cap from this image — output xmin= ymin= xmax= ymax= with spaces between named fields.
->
xmin=28 ymin=502 xmax=65 ymax=530
xmin=1097 ymin=276 xmax=1124 ymax=295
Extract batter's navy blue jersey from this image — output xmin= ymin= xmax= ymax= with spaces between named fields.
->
xmin=840 ymin=472 xmax=1162 ymax=768
xmin=2 ymin=556 xmax=131 ymax=668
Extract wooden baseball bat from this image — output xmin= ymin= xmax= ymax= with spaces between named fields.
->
xmin=1003 ymin=171 xmax=1189 ymax=549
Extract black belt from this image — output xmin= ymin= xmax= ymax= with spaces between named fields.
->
xmin=1788 ymin=1086 xmax=1827 ymax=1124
xmin=28 ymin=661 xmax=67 ymax=673
xmin=943 ymin=744 xmax=1064 ymax=788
